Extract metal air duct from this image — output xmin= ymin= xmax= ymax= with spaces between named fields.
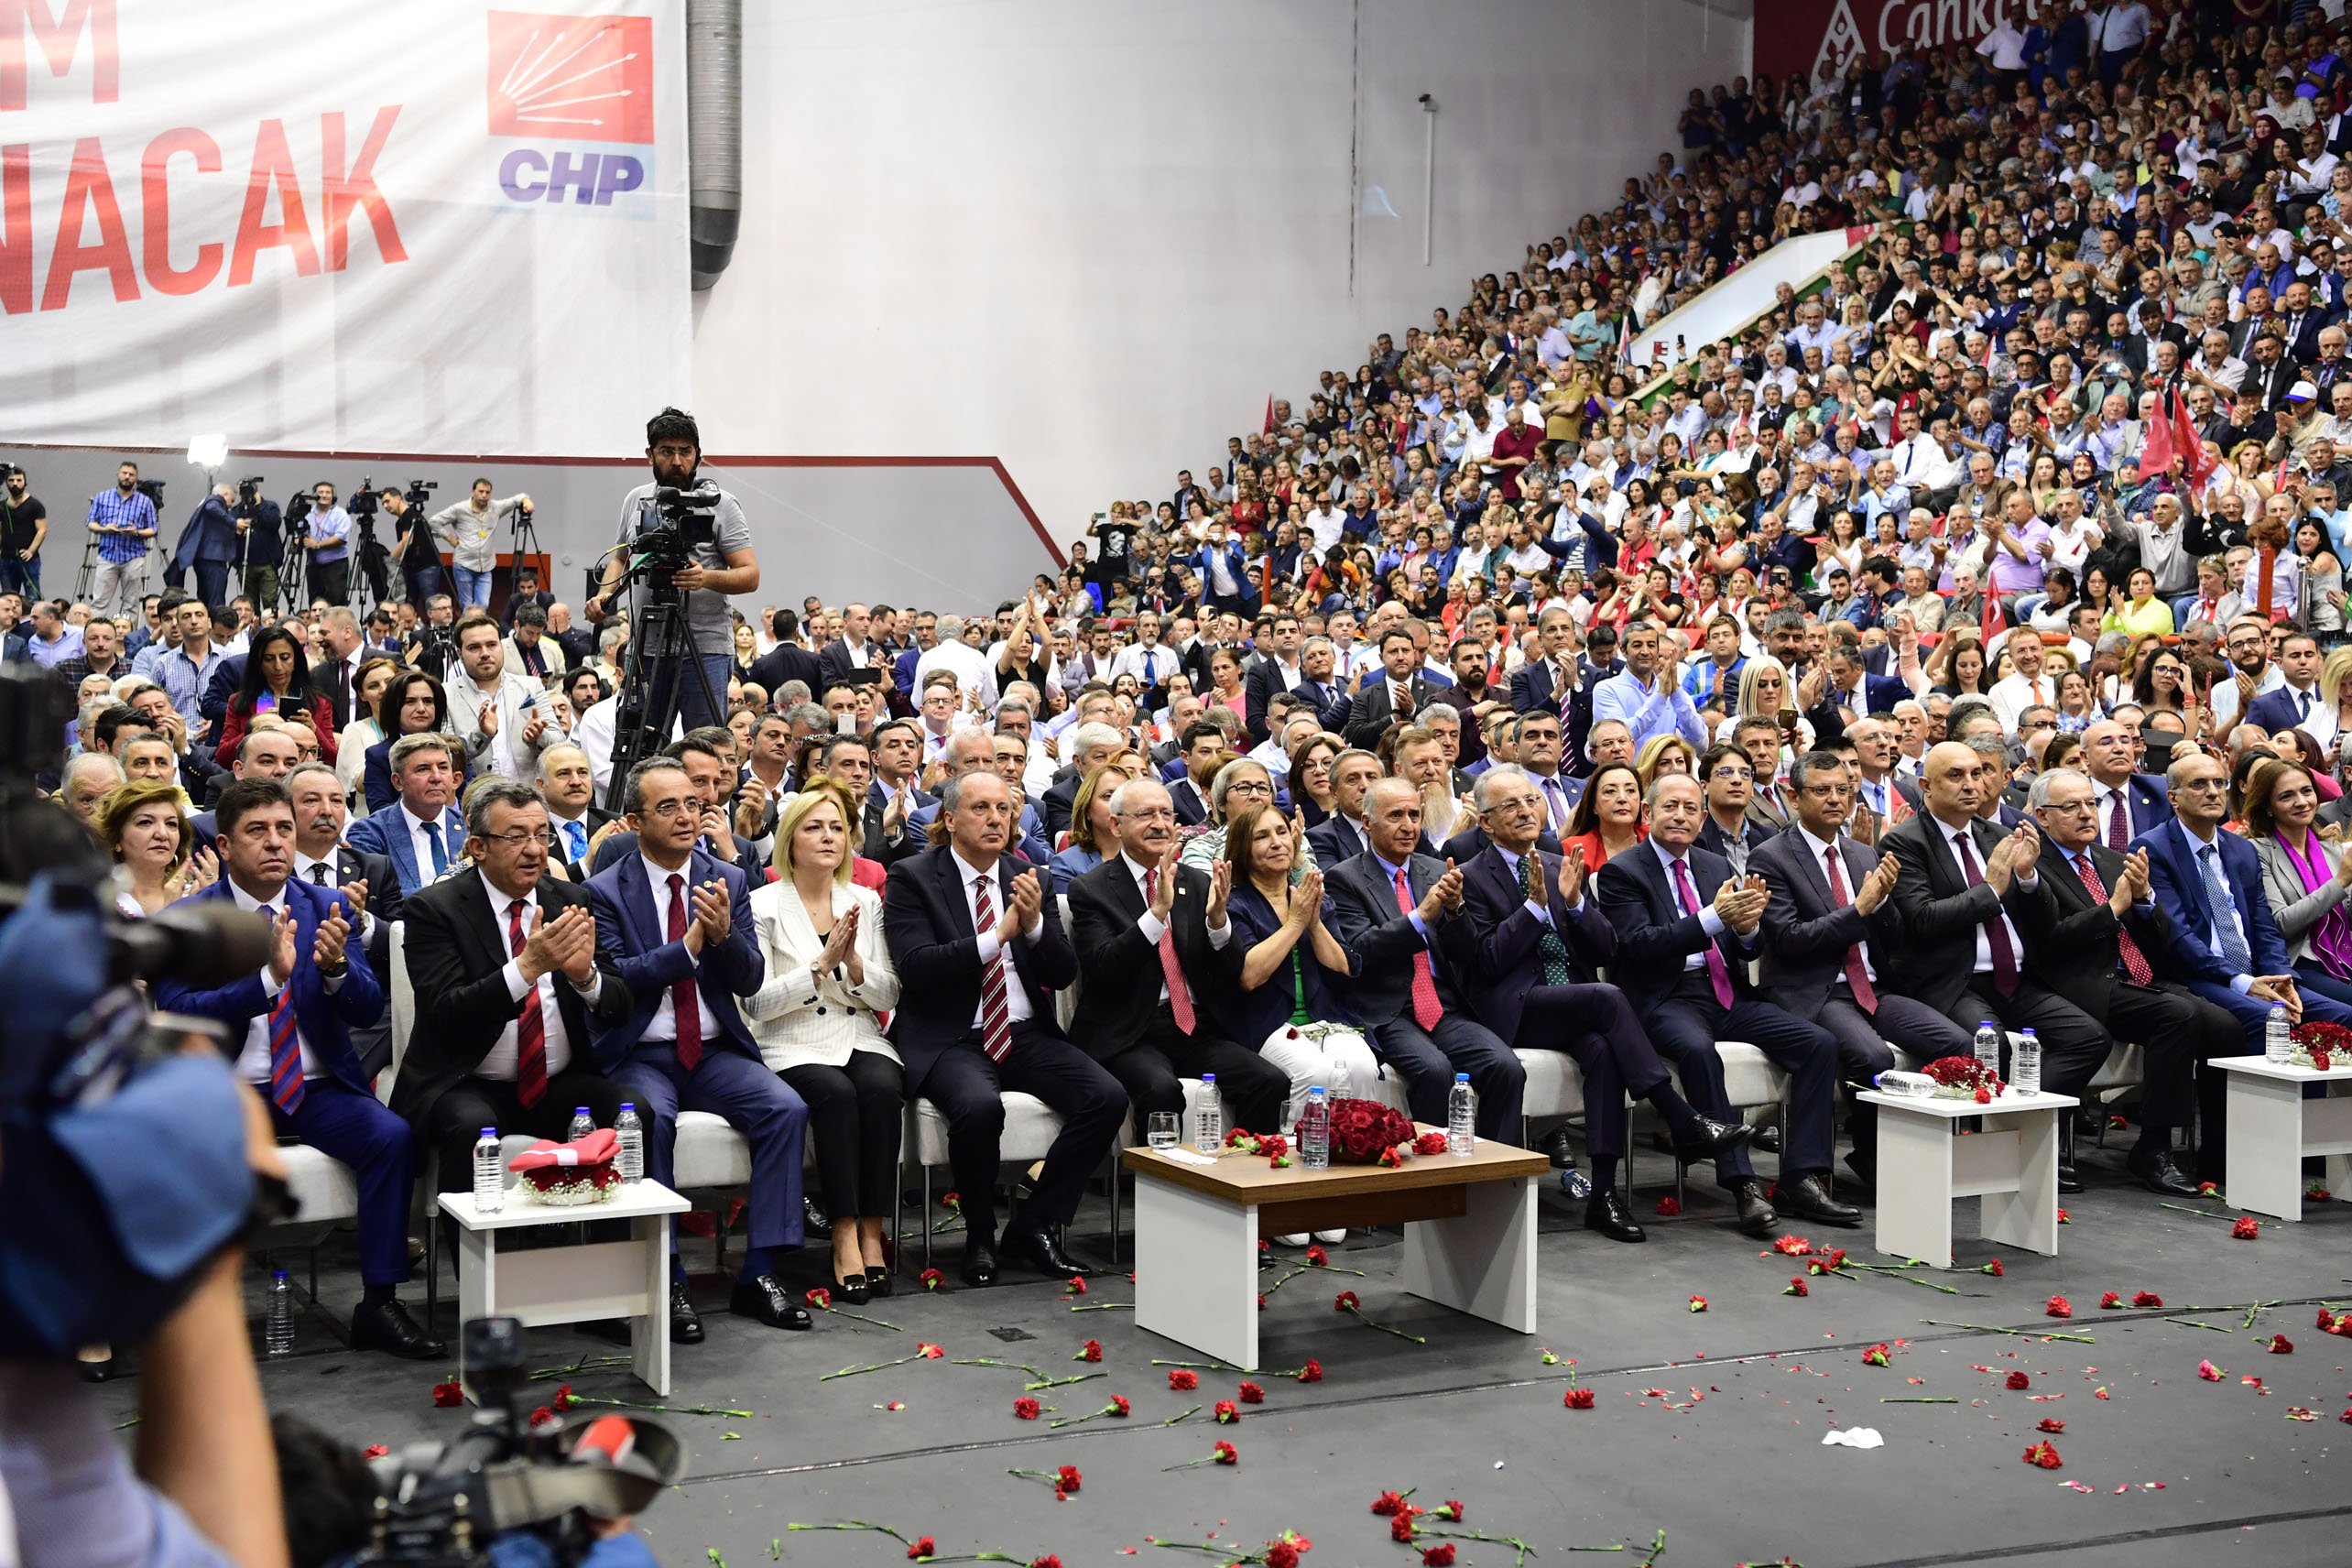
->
xmin=685 ymin=0 xmax=741 ymax=289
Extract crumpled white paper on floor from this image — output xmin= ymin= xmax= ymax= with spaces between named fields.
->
xmin=1822 ymin=1427 xmax=1884 ymax=1449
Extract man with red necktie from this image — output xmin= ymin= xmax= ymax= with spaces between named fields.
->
xmin=396 ymin=779 xmax=633 ymax=1221
xmin=588 ymin=757 xmax=811 ymax=1341
xmin=155 ymin=779 xmax=441 ymax=1359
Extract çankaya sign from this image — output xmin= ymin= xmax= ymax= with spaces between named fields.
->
xmin=0 ymin=0 xmax=691 ymax=456
xmin=1753 ymin=0 xmax=2067 ymax=86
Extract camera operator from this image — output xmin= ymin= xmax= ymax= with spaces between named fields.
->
xmin=1 ymin=463 xmax=48 ymax=600
xmin=383 ymin=484 xmax=441 ymax=612
xmin=585 ymin=408 xmax=758 ymax=735
xmin=178 ymin=485 xmax=242 ymax=612
xmin=88 ymin=462 xmax=159 ymax=620
xmin=300 ymin=484 xmax=353 ymax=607
xmin=233 ymin=481 xmax=284 ymax=616
xmin=431 ymin=479 xmax=532 ymax=612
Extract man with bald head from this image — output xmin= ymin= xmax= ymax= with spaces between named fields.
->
xmin=1878 ymin=742 xmax=2111 ymax=1188
xmin=191 ymin=725 xmax=304 ymax=853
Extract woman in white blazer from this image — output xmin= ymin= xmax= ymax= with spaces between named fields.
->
xmin=745 ymin=779 xmax=903 ymax=1302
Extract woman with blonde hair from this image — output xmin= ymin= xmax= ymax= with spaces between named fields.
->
xmin=744 ymin=779 xmax=903 ymax=1301
xmin=101 ymin=778 xmax=215 ymax=916
xmin=1052 ymin=755 xmax=1143 ymax=893
xmin=1635 ymin=734 xmax=1697 ymax=792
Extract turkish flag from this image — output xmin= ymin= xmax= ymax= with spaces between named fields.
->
xmin=2140 ymin=391 xmax=2173 ymax=477
xmin=2171 ymin=387 xmax=2213 ymax=485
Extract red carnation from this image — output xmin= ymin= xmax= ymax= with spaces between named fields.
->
xmin=1974 ymin=1085 xmax=1994 ymax=1104
xmin=1688 ymin=1294 xmax=1707 ymax=1312
xmin=1862 ymin=1344 xmax=1892 ymax=1367
xmin=1305 ymin=1245 xmax=1329 ymax=1267
xmin=362 ymin=1444 xmax=389 ymax=1459
xmin=1013 ymin=1397 xmax=1040 ymax=1421
xmin=1656 ymin=1196 xmax=1682 ymax=1216
xmin=805 ymin=1287 xmax=832 ymax=1310
xmin=1371 ymin=1491 xmax=1410 ymax=1516
xmin=1213 ymin=1441 xmax=1237 ymax=1465
xmin=2197 ymin=1181 xmax=2218 ymax=1197
xmin=1031 ymin=1557 xmax=1062 ymax=1568
xmin=2197 ymin=1359 xmax=2223 ymax=1381
xmin=1078 ymin=1338 xmax=1102 ymax=1362
xmin=1412 ymin=1130 xmax=1448 ymax=1156
xmin=1169 ymin=1369 xmax=1198 ymax=1391
xmin=1238 ymin=1380 xmax=1266 ymax=1403
xmin=1066 ymin=1275 xmax=1087 ymax=1295
xmin=2022 ymin=1441 xmax=2063 ymax=1470
xmin=2099 ymin=1291 xmax=2123 ymax=1310
xmin=1057 ymin=1465 xmax=1082 ymax=1492
xmin=920 ymin=1268 xmax=946 ymax=1291
xmin=1266 ymin=1544 xmax=1300 ymax=1568
xmin=2232 ymin=1215 xmax=2260 ymax=1239
xmin=2037 ymin=1418 xmax=2065 ymax=1433
xmin=940 ymin=1191 xmax=960 ymax=1209
xmin=1110 ymin=1395 xmax=1131 ymax=1415
xmin=1391 ymin=1515 xmax=1418 ymax=1543
xmin=2321 ymin=1309 xmax=2339 ymax=1332
xmin=2342 ymin=1410 xmax=2352 ymax=1425
xmin=908 ymin=1538 xmax=935 ymax=1560
xmin=1214 ymin=1399 xmax=1240 ymax=1424
xmin=528 ymin=1405 xmax=558 ymax=1428
xmin=2045 ymin=1294 xmax=2073 ymax=1320
xmin=1422 ymin=1548 xmax=1456 ymax=1566
xmin=2005 ymin=1371 xmax=2031 ymax=1390
xmin=1564 ymin=1387 xmax=1595 ymax=1409
xmin=552 ymin=1384 xmax=575 ymax=1411
xmin=1335 ymin=1290 xmax=1361 ymax=1312
xmin=2133 ymin=1290 xmax=2163 ymax=1309
xmin=1297 ymin=1359 xmax=1323 ymax=1382
xmin=1772 ymin=1234 xmax=1813 ymax=1256
xmin=1982 ymin=1258 xmax=2004 ymax=1276
xmin=1378 ymin=1147 xmax=1405 ymax=1168
xmin=1786 ymin=1277 xmax=1809 ymax=1296
xmin=2267 ymin=1334 xmax=2294 ymax=1354
xmin=918 ymin=1343 xmax=944 ymax=1358
xmin=431 ymin=1377 xmax=463 ymax=1408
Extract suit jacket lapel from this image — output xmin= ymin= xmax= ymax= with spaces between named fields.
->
xmin=460 ymin=869 xmax=505 ymax=964
xmin=935 ymin=850 xmax=979 ymax=941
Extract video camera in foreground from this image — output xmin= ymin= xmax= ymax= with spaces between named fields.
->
xmin=626 ymin=482 xmax=721 ymax=583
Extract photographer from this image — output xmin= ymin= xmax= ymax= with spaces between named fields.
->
xmin=385 ymin=484 xmax=442 ymax=612
xmin=1 ymin=463 xmax=47 ymax=600
xmin=300 ymin=484 xmax=352 ymax=607
xmin=585 ymin=408 xmax=759 ymax=735
xmin=176 ymin=486 xmax=242 ymax=612
xmin=430 ymin=480 xmax=532 ymax=612
xmin=234 ymin=482 xmax=284 ymax=617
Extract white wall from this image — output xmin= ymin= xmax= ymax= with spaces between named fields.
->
xmin=693 ymin=0 xmax=1751 ymax=584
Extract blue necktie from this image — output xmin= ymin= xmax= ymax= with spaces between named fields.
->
xmin=426 ymin=820 xmax=449 ymax=876
xmin=564 ymin=818 xmax=587 ymax=863
xmin=2196 ymin=844 xmax=2253 ymax=975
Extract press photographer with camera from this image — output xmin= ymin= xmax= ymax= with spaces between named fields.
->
xmin=584 ymin=408 xmax=759 ymax=737
xmin=431 ymin=480 xmax=531 ymax=612
xmin=233 ymin=479 xmax=285 ymax=617
xmin=386 ymin=483 xmax=443 ymax=613
xmin=302 ymin=484 xmax=354 ymax=607
xmin=1 ymin=463 xmax=48 ymax=600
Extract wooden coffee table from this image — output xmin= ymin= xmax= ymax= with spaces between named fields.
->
xmin=1121 ymin=1133 xmax=1548 ymax=1371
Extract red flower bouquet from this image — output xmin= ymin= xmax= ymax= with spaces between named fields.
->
xmin=1327 ymin=1097 xmax=1416 ymax=1163
xmin=2290 ymin=1018 xmax=2352 ymax=1071
xmin=1919 ymin=1054 xmax=2005 ymax=1100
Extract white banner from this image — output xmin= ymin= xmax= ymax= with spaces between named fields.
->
xmin=0 ymin=0 xmax=691 ymax=455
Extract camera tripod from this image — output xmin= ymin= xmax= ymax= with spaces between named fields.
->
xmin=504 ymin=501 xmax=545 ymax=606
xmin=601 ymin=572 xmax=723 ymax=815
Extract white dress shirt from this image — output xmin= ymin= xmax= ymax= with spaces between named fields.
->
xmin=401 ymin=802 xmax=453 ymax=883
xmin=1935 ymin=821 xmax=2031 ymax=973
xmin=635 ymin=854 xmax=721 ymax=1044
xmin=1119 ymin=850 xmax=1231 ymax=1005
xmin=954 ymin=848 xmax=1033 ymax=1025
xmin=476 ymin=871 xmax=601 ymax=1081
xmin=1650 ymin=841 xmax=1730 ymax=972
xmin=1795 ymin=823 xmax=1876 ymax=982
xmin=225 ymin=877 xmax=343 ymax=1083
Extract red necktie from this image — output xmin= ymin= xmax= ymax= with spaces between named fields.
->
xmin=665 ymin=872 xmax=702 ymax=1072
xmin=1822 ymin=845 xmax=1878 ymax=1014
xmin=974 ymin=873 xmax=1012 ymax=1062
xmin=1144 ymin=868 xmax=1196 ymax=1034
xmin=2105 ymin=790 xmax=2129 ymax=852
xmin=265 ymin=905 xmax=305 ymax=1114
xmin=2074 ymin=853 xmax=2155 ymax=986
xmin=1391 ymin=866 xmax=1443 ymax=1030
xmin=1670 ymin=856 xmax=1737 ymax=1008
xmin=1949 ymin=829 xmax=2020 ymax=996
xmin=507 ymin=898 xmax=549 ymax=1106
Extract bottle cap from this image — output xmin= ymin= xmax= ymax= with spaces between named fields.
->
xmin=621 ymin=1103 xmax=636 ymax=1112
xmin=481 ymin=1127 xmax=497 ymax=1136
xmin=1202 ymin=1073 xmax=1216 ymax=1083
xmin=1455 ymin=1072 xmax=1471 ymax=1082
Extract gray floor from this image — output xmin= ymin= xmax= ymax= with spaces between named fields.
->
xmin=93 ymin=1138 xmax=2352 ymax=1567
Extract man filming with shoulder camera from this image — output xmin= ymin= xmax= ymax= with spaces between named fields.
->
xmin=585 ymin=408 xmax=760 ymax=736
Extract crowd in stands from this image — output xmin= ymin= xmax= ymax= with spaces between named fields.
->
xmin=12 ymin=0 xmax=2352 ymax=1437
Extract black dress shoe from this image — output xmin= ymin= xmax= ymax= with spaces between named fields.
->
xmin=1672 ymin=1114 xmax=1755 ymax=1165
xmin=803 ymin=1194 xmax=832 ymax=1237
xmin=730 ymin=1273 xmax=813 ymax=1330
xmin=866 ymin=1266 xmax=894 ymax=1298
xmin=351 ymin=1299 xmax=447 ymax=1360
xmin=1584 ymin=1190 xmax=1647 ymax=1243
xmin=1778 ymin=1172 xmax=1863 ymax=1226
xmin=670 ymin=1281 xmax=706 ymax=1344
xmin=1729 ymin=1179 xmax=1779 ymax=1238
xmin=1749 ymin=1124 xmax=1782 ymax=1155
xmin=961 ymin=1236 xmax=998 ymax=1288
xmin=1541 ymin=1125 xmax=1579 ymax=1170
xmin=2127 ymin=1145 xmax=2200 ymax=1197
xmin=1000 ymin=1217 xmax=1089 ymax=1278
xmin=2055 ymin=1149 xmax=2085 ymax=1194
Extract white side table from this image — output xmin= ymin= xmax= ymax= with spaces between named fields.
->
xmin=2215 ymin=1056 xmax=2352 ymax=1221
xmin=1857 ymin=1088 xmax=2078 ymax=1268
xmin=437 ymin=1181 xmax=691 ymax=1396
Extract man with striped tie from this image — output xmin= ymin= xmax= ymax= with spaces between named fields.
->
xmin=883 ymin=769 xmax=1126 ymax=1287
xmin=155 ymin=779 xmax=441 ymax=1359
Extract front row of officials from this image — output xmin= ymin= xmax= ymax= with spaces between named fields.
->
xmin=151 ymin=733 xmax=2289 ymax=1357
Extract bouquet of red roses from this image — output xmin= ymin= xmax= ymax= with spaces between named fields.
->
xmin=1918 ymin=1055 xmax=2003 ymax=1102
xmin=2290 ymin=1019 xmax=2352 ymax=1072
xmin=1327 ymin=1097 xmax=1416 ymax=1164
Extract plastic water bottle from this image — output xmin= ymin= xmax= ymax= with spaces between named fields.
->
xmin=2011 ymin=1029 xmax=2042 ymax=1096
xmin=2267 ymin=1004 xmax=2292 ymax=1064
xmin=1447 ymin=1073 xmax=1477 ymax=1156
xmin=1193 ymin=1074 xmax=1223 ymax=1153
xmin=1326 ymin=1055 xmax=1354 ymax=1102
xmin=1297 ymin=1087 xmax=1331 ymax=1171
xmin=263 ymin=1269 xmax=295 ymax=1357
xmin=615 ymin=1104 xmax=644 ymax=1182
xmin=473 ymin=1127 xmax=505 ymax=1214
xmin=567 ymin=1106 xmax=594 ymax=1142
xmin=1974 ymin=1018 xmax=2003 ymax=1078
xmin=1871 ymin=1069 xmax=1937 ymax=1098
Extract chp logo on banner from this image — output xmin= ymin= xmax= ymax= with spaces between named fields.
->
xmin=1753 ymin=0 xmax=2050 ymax=86
xmin=0 ymin=0 xmax=691 ymax=458
xmin=490 ymin=10 xmax=655 ymax=208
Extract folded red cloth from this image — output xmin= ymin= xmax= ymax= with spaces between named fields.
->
xmin=508 ymin=1128 xmax=619 ymax=1172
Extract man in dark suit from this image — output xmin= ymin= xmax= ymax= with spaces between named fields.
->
xmin=1594 ymin=774 xmax=1855 ymax=1236
xmin=189 ymin=725 xmax=305 ymax=855
xmin=1694 ymin=744 xmax=1776 ymax=876
xmin=1289 ymin=635 xmax=1347 ymax=732
xmin=586 ymin=729 xmax=771 ymax=882
xmin=2241 ymin=630 xmax=2328 ymax=736
xmin=1508 ymin=608 xmax=1584 ymax=717
xmin=816 ymin=603 xmax=886 ymax=691
xmin=2136 ymin=749 xmax=2352 ymax=1050
xmin=1459 ymin=766 xmax=1748 ymax=1240
xmin=1878 ymin=742 xmax=2112 ymax=1187
xmin=345 ymin=734 xmax=469 ymax=897
xmin=1751 ymin=750 xmax=1972 ymax=1189
xmin=1069 ymin=779 xmax=1289 ymax=1138
xmin=1167 ymin=720 xmax=1225 ymax=826
xmin=1305 ymin=747 xmax=1384 ymax=868
xmin=749 ymin=608 xmax=825 ymax=698
xmin=396 ymin=779 xmax=634 ymax=1209
xmin=286 ymin=761 xmax=401 ymax=1075
xmin=310 ymin=607 xmax=369 ymax=734
xmin=153 ymin=779 xmax=441 ymax=1359
xmin=587 ymin=757 xmax=811 ymax=1339
xmin=1242 ymin=611 xmax=1305 ymax=746
xmin=882 ymin=769 xmax=1124 ymax=1285
xmin=1324 ymin=778 xmax=1524 ymax=1138
xmin=537 ymin=741 xmax=615 ymax=877
xmin=1343 ymin=628 xmax=1446 ymax=750
xmin=2080 ymin=719 xmax=2173 ymax=847
xmin=1733 ymin=715 xmax=1795 ymax=833
xmin=2027 ymin=768 xmax=2238 ymax=1193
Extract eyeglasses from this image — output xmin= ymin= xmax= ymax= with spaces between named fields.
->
xmin=1225 ymin=780 xmax=1274 ymax=798
xmin=1122 ymin=807 xmax=1177 ymax=824
xmin=637 ymin=799 xmax=699 ymax=819
xmin=481 ymin=829 xmax=556 ymax=848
